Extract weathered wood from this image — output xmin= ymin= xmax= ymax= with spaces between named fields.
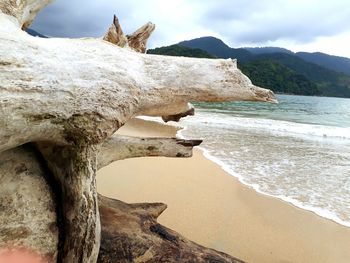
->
xmin=98 ymin=195 xmax=244 ymax=263
xmin=0 ymin=145 xmax=58 ymax=262
xmin=98 ymin=135 xmax=202 ymax=169
xmin=162 ymin=103 xmax=195 ymax=122
xmin=0 ymin=0 xmax=53 ymax=28
xmin=37 ymin=143 xmax=100 ymax=263
xmin=103 ymin=15 xmax=128 ymax=48
xmin=103 ymin=15 xmax=155 ymax=53
xmin=126 ymin=22 xmax=155 ymax=53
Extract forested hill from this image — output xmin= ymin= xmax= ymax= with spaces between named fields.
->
xmin=296 ymin=52 xmax=350 ymax=76
xmin=148 ymin=37 xmax=350 ymax=98
xmin=148 ymin=45 xmax=216 ymax=59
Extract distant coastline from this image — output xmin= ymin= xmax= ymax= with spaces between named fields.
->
xmin=275 ymin=92 xmax=350 ymax=99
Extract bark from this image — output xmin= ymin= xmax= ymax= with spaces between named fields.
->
xmin=98 ymin=195 xmax=244 ymax=263
xmin=98 ymin=135 xmax=202 ymax=169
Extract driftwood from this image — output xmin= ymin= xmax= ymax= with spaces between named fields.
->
xmin=98 ymin=195 xmax=243 ymax=263
xmin=0 ymin=0 xmax=276 ymax=262
xmin=98 ymin=136 xmax=202 ymax=169
xmin=103 ymin=15 xmax=155 ymax=53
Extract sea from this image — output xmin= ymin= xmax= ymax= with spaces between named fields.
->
xmin=175 ymin=94 xmax=350 ymax=227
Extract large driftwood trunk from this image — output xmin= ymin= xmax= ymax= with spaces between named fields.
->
xmin=0 ymin=0 xmax=276 ymax=262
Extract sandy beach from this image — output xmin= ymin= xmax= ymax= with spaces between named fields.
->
xmin=97 ymin=118 xmax=350 ymax=263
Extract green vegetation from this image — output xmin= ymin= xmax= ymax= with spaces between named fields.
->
xmin=296 ymin=52 xmax=350 ymax=76
xmin=147 ymin=45 xmax=216 ymax=59
xmin=248 ymin=53 xmax=350 ymax=97
xmin=239 ymin=60 xmax=320 ymax=95
xmin=148 ymin=37 xmax=350 ymax=98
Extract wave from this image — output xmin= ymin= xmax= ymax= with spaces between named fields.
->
xmin=185 ymin=112 xmax=350 ymax=141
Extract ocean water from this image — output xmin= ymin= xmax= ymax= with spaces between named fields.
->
xmin=177 ymin=95 xmax=350 ymax=227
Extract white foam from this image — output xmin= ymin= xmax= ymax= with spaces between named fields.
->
xmin=190 ymin=112 xmax=350 ymax=141
xmin=177 ymin=126 xmax=350 ymax=228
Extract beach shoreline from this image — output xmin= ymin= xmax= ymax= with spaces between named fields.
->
xmin=192 ymin=145 xmax=350 ymax=229
xmin=97 ymin=118 xmax=350 ymax=263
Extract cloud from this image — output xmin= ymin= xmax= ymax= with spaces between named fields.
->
xmin=31 ymin=0 xmax=134 ymax=38
xmin=198 ymin=0 xmax=350 ymax=45
xmin=31 ymin=0 xmax=205 ymax=47
xmin=30 ymin=0 xmax=350 ymax=57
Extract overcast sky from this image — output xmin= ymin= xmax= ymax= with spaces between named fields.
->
xmin=31 ymin=0 xmax=350 ymax=58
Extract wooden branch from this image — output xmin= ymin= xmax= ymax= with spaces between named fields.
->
xmin=98 ymin=135 xmax=202 ymax=169
xmin=162 ymin=103 xmax=195 ymax=122
xmin=0 ymin=0 xmax=53 ymax=28
xmin=126 ymin=22 xmax=155 ymax=53
xmin=98 ymin=195 xmax=244 ymax=263
xmin=103 ymin=15 xmax=155 ymax=54
xmin=103 ymin=15 xmax=128 ymax=48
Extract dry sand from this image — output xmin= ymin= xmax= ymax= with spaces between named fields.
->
xmin=97 ymin=118 xmax=350 ymax=263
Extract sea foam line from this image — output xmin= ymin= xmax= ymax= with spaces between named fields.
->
xmin=176 ymin=125 xmax=350 ymax=228
xmin=192 ymin=112 xmax=350 ymax=141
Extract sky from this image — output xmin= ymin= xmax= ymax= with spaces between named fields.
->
xmin=31 ymin=0 xmax=350 ymax=58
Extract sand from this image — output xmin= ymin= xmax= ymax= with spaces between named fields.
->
xmin=97 ymin=118 xmax=350 ymax=263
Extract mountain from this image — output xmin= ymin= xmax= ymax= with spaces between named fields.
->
xmin=147 ymin=44 xmax=215 ymax=59
xmin=247 ymin=53 xmax=350 ymax=97
xmin=179 ymin=37 xmax=252 ymax=63
xmin=148 ymin=36 xmax=350 ymax=98
xmin=240 ymin=59 xmax=320 ymax=96
xmin=244 ymin=47 xmax=294 ymax=55
xmin=245 ymin=47 xmax=350 ymax=77
xmin=296 ymin=52 xmax=350 ymax=76
xmin=25 ymin=28 xmax=48 ymax=38
xmin=252 ymin=52 xmax=342 ymax=83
